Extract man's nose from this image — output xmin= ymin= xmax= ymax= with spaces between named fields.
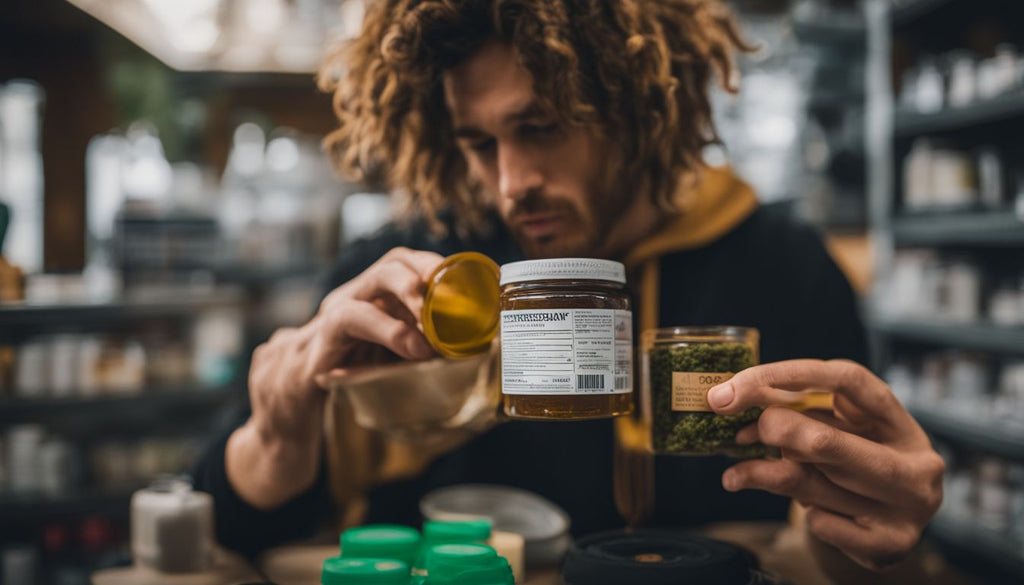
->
xmin=497 ymin=144 xmax=544 ymax=203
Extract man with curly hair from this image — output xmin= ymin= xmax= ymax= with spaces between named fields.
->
xmin=195 ymin=0 xmax=944 ymax=576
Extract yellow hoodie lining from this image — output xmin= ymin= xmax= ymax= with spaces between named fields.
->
xmin=624 ymin=166 xmax=760 ymax=332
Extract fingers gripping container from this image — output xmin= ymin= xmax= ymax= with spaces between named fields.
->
xmin=640 ymin=327 xmax=764 ymax=457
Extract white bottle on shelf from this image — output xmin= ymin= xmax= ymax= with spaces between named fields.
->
xmin=6 ymin=424 xmax=45 ymax=494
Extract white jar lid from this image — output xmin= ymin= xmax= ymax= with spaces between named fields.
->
xmin=500 ymin=258 xmax=626 ymax=286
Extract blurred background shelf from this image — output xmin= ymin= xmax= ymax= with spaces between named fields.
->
xmin=0 ymin=385 xmax=243 ymax=426
xmin=0 ymin=291 xmax=245 ymax=335
xmin=870 ymin=320 xmax=1024 ymax=354
xmin=910 ymin=406 xmax=1024 ymax=461
xmin=894 ymin=92 xmax=1024 ymax=138
xmin=211 ymin=263 xmax=325 ymax=287
xmin=0 ymin=486 xmax=139 ymax=521
xmin=892 ymin=211 xmax=1024 ymax=246
xmin=791 ymin=18 xmax=866 ymax=47
xmin=891 ymin=0 xmax=959 ymax=28
xmin=877 ymin=2 xmax=1024 ymax=580
xmin=927 ymin=515 xmax=1024 ymax=582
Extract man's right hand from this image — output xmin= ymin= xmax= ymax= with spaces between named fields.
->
xmin=226 ymin=247 xmax=444 ymax=509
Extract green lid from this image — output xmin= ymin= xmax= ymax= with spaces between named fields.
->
xmin=341 ymin=524 xmax=421 ymax=565
xmin=416 ymin=521 xmax=493 ymax=572
xmin=321 ymin=557 xmax=410 ymax=585
xmin=426 ymin=544 xmax=497 ymax=567
xmin=422 ymin=520 xmax=492 ymax=544
xmin=422 ymin=544 xmax=513 ymax=585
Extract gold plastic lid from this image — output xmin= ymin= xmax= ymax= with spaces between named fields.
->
xmin=422 ymin=252 xmax=501 ymax=358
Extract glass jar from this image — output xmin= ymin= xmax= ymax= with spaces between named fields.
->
xmin=640 ymin=326 xmax=763 ymax=457
xmin=499 ymin=259 xmax=633 ymax=420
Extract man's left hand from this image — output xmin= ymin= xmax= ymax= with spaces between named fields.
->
xmin=707 ymin=359 xmax=945 ymax=572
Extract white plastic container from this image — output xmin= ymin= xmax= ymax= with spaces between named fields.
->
xmin=131 ymin=478 xmax=214 ymax=573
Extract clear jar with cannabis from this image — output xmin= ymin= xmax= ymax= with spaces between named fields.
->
xmin=500 ymin=259 xmax=634 ymax=420
xmin=640 ymin=326 xmax=763 ymax=457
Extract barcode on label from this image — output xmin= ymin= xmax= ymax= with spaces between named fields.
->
xmin=577 ymin=374 xmax=605 ymax=390
xmin=614 ymin=376 xmax=630 ymax=390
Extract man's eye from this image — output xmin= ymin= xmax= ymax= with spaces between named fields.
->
xmin=470 ymin=139 xmax=495 ymax=153
xmin=523 ymin=123 xmax=558 ymax=136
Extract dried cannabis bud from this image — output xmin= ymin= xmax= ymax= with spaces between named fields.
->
xmin=649 ymin=342 xmax=764 ymax=457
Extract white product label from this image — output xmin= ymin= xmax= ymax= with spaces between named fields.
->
xmin=501 ymin=309 xmax=633 ymax=395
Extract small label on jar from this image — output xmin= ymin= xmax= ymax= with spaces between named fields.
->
xmin=671 ymin=372 xmax=734 ymax=411
xmin=501 ymin=309 xmax=633 ymax=394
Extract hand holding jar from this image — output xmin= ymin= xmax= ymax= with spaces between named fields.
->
xmin=706 ymin=359 xmax=945 ymax=571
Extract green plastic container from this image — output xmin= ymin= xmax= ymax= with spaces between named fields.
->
xmin=422 ymin=544 xmax=513 ymax=585
xmin=321 ymin=557 xmax=410 ymax=585
xmin=413 ymin=520 xmax=492 ymax=575
xmin=423 ymin=520 xmax=492 ymax=544
xmin=341 ymin=524 xmax=422 ymax=567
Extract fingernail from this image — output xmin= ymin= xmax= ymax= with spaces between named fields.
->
xmin=408 ymin=335 xmax=434 ymax=359
xmin=734 ymin=426 xmax=757 ymax=445
xmin=707 ymin=383 xmax=734 ymax=409
xmin=722 ymin=470 xmax=739 ymax=492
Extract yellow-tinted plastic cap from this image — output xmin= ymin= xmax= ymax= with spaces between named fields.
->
xmin=422 ymin=252 xmax=501 ymax=358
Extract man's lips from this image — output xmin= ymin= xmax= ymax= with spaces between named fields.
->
xmin=517 ymin=214 xmax=565 ymax=238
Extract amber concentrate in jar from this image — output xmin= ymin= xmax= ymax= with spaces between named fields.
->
xmin=500 ymin=277 xmax=633 ymax=420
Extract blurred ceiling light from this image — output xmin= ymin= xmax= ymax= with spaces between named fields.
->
xmin=227 ymin=122 xmax=266 ymax=178
xmin=339 ymin=0 xmax=366 ymax=39
xmin=243 ymin=0 xmax=286 ymax=35
xmin=274 ymin=43 xmax=323 ymax=72
xmin=750 ymin=115 xmax=797 ymax=149
xmin=174 ymin=18 xmax=221 ymax=53
xmin=265 ymin=135 xmax=301 ymax=173
xmin=65 ymin=0 xmax=362 ymax=73
xmin=143 ymin=0 xmax=221 ymax=20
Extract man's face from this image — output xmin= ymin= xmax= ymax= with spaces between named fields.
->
xmin=443 ymin=42 xmax=628 ymax=258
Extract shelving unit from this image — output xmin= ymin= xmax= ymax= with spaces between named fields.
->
xmin=927 ymin=514 xmax=1024 ymax=582
xmin=0 ymin=385 xmax=243 ymax=427
xmin=910 ymin=406 xmax=1024 ymax=461
xmin=892 ymin=210 xmax=1024 ymax=246
xmin=0 ymin=486 xmax=142 ymax=521
xmin=0 ymin=289 xmax=252 ymax=560
xmin=891 ymin=0 xmax=958 ymax=28
xmin=868 ymin=0 xmax=1024 ymax=581
xmin=894 ymin=91 xmax=1024 ymax=138
xmin=0 ymin=290 xmax=245 ymax=340
xmin=789 ymin=4 xmax=869 ymax=235
xmin=871 ymin=320 xmax=1024 ymax=354
xmin=211 ymin=262 xmax=325 ymax=287
xmin=792 ymin=18 xmax=866 ymax=47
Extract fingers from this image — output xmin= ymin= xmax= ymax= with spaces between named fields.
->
xmin=745 ymin=406 xmax=933 ymax=509
xmin=805 ymin=506 xmax=922 ymax=571
xmin=708 ymin=359 xmax=911 ymax=430
xmin=722 ymin=458 xmax=881 ymax=519
xmin=340 ymin=248 xmax=445 ymax=324
xmin=384 ymin=247 xmax=446 ymax=281
xmin=352 ymin=260 xmax=429 ymax=319
xmin=320 ymin=298 xmax=434 ymax=360
xmin=734 ymin=408 xmax=861 ymax=445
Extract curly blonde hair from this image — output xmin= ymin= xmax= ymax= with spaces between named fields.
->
xmin=318 ymin=0 xmax=749 ymax=234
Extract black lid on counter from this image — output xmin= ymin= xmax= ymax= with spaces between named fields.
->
xmin=562 ymin=529 xmax=757 ymax=585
